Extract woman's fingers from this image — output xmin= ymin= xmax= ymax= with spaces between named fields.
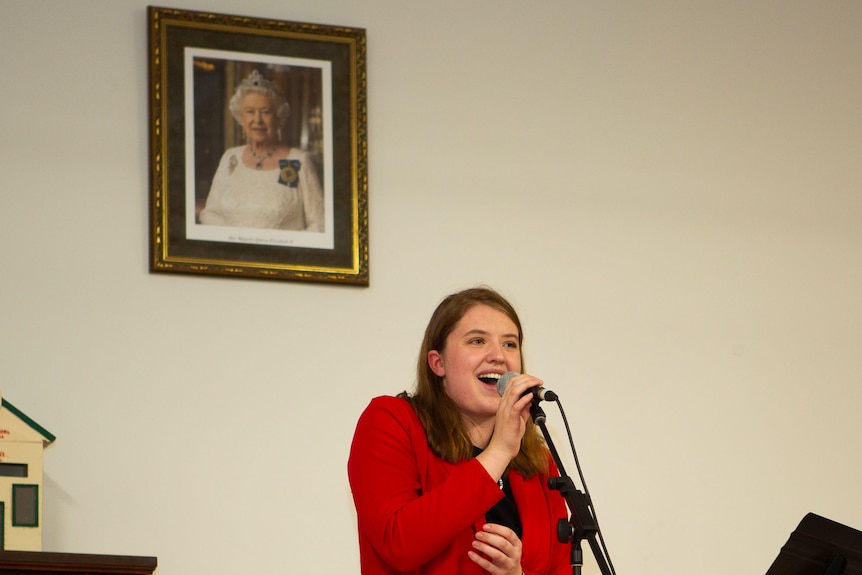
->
xmin=468 ymin=524 xmax=523 ymax=575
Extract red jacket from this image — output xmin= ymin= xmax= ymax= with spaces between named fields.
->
xmin=348 ymin=396 xmax=571 ymax=575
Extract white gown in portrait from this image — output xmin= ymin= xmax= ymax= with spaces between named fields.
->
xmin=200 ymin=146 xmax=324 ymax=232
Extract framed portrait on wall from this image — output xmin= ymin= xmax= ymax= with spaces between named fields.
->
xmin=147 ymin=7 xmax=368 ymax=285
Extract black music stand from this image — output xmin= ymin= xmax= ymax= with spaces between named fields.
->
xmin=765 ymin=513 xmax=862 ymax=575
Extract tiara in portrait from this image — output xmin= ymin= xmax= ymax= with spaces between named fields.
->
xmin=239 ymin=70 xmax=280 ymax=94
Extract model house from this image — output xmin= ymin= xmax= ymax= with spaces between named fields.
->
xmin=0 ymin=393 xmax=55 ymax=551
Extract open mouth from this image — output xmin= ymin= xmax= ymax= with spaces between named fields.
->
xmin=477 ymin=373 xmax=502 ymax=386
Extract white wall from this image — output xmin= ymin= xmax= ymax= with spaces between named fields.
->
xmin=2 ymin=1 xmax=861 ymax=574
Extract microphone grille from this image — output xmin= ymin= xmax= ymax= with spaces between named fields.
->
xmin=496 ymin=372 xmax=520 ymax=396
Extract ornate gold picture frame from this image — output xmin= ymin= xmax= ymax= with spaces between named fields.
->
xmin=148 ymin=7 xmax=368 ymax=285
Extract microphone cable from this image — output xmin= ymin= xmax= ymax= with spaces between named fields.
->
xmin=548 ymin=395 xmax=618 ymax=575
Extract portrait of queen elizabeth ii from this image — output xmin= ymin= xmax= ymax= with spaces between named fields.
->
xmin=198 ymin=68 xmax=325 ymax=232
xmin=150 ymin=12 xmax=366 ymax=283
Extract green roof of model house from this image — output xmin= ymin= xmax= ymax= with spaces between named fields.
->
xmin=1 ymin=397 xmax=56 ymax=446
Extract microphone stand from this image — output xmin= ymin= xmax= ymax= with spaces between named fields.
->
xmin=531 ymin=399 xmax=614 ymax=575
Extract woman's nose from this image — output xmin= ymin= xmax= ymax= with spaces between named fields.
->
xmin=487 ymin=343 xmax=506 ymax=362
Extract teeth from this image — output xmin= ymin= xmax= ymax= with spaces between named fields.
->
xmin=478 ymin=373 xmax=502 ymax=384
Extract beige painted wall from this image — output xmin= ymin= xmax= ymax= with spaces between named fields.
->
xmin=1 ymin=1 xmax=860 ymax=574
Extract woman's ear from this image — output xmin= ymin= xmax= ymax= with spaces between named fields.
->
xmin=427 ymin=350 xmax=445 ymax=377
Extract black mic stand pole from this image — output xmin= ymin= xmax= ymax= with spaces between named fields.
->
xmin=530 ymin=401 xmax=614 ymax=575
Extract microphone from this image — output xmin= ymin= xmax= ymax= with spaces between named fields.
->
xmin=496 ymin=372 xmax=558 ymax=402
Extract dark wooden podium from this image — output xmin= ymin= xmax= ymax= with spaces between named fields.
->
xmin=0 ymin=551 xmax=157 ymax=574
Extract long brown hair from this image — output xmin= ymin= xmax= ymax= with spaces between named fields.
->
xmin=399 ymin=287 xmax=549 ymax=477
